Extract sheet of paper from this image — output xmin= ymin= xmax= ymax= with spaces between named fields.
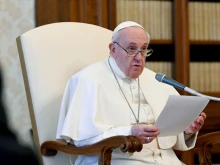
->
xmin=155 ymin=95 xmax=209 ymax=137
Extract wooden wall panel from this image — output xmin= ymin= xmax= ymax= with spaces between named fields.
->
xmin=174 ymin=0 xmax=190 ymax=88
xmin=36 ymin=0 xmax=116 ymax=30
xmin=36 ymin=0 xmax=71 ymax=26
xmin=107 ymin=0 xmax=116 ymax=30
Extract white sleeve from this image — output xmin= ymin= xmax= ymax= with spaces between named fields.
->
xmin=74 ymin=126 xmax=132 ymax=147
xmin=173 ymin=132 xmax=198 ymax=151
xmin=184 ymin=132 xmax=193 ymax=141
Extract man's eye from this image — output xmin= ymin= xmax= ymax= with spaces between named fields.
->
xmin=141 ymin=47 xmax=147 ymax=51
xmin=128 ymin=47 xmax=136 ymax=51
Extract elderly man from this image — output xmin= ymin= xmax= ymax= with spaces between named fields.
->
xmin=56 ymin=21 xmax=206 ymax=165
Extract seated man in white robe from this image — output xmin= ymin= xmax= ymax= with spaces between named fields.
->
xmin=56 ymin=21 xmax=206 ymax=165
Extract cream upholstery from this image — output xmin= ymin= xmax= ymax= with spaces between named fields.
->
xmin=17 ymin=22 xmax=113 ymax=165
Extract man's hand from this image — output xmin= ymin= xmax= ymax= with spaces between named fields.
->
xmin=184 ymin=112 xmax=207 ymax=135
xmin=131 ymin=124 xmax=160 ymax=144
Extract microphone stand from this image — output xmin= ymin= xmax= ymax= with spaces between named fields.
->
xmin=184 ymin=87 xmax=220 ymax=102
xmin=155 ymin=73 xmax=220 ymax=102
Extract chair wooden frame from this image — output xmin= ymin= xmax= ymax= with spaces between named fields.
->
xmin=179 ymin=131 xmax=220 ymax=165
xmin=194 ymin=131 xmax=220 ymax=165
xmin=41 ymin=132 xmax=220 ymax=165
xmin=41 ymin=136 xmax=142 ymax=165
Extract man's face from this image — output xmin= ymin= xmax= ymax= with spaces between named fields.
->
xmin=110 ymin=27 xmax=149 ymax=79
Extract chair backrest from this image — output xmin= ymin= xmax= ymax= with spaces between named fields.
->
xmin=17 ymin=22 xmax=113 ymax=165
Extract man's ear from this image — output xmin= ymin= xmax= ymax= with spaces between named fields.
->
xmin=109 ymin=42 xmax=116 ymax=58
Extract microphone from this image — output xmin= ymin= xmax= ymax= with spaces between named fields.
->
xmin=155 ymin=73 xmax=220 ymax=102
xmin=155 ymin=73 xmax=186 ymax=90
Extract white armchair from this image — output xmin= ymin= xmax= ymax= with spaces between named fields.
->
xmin=16 ymin=22 xmax=142 ymax=165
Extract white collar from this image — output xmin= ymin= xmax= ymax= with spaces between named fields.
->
xmin=108 ymin=56 xmax=139 ymax=83
xmin=108 ymin=55 xmax=127 ymax=79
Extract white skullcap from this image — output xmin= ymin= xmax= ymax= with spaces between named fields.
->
xmin=112 ymin=21 xmax=145 ymax=37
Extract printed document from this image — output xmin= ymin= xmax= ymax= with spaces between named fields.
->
xmin=155 ymin=95 xmax=209 ymax=137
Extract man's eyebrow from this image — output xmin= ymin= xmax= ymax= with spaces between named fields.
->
xmin=128 ymin=42 xmax=136 ymax=45
xmin=127 ymin=42 xmax=148 ymax=46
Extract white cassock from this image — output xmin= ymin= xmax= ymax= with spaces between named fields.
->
xmin=56 ymin=56 xmax=198 ymax=165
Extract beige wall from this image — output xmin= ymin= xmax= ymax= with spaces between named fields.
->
xmin=0 ymin=0 xmax=35 ymax=146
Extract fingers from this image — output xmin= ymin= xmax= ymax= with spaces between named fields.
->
xmin=139 ymin=130 xmax=160 ymax=138
xmin=134 ymin=125 xmax=160 ymax=137
xmin=196 ymin=112 xmax=207 ymax=126
xmin=184 ymin=112 xmax=207 ymax=134
xmin=131 ymin=124 xmax=160 ymax=144
xmin=188 ymin=124 xmax=199 ymax=133
xmin=194 ymin=119 xmax=203 ymax=130
xmin=131 ymin=124 xmax=159 ymax=135
xmin=143 ymin=125 xmax=159 ymax=132
xmin=144 ymin=136 xmax=153 ymax=144
xmin=188 ymin=116 xmax=205 ymax=133
xmin=200 ymin=112 xmax=207 ymax=119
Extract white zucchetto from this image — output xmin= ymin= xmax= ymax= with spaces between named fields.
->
xmin=112 ymin=21 xmax=150 ymax=42
xmin=112 ymin=21 xmax=145 ymax=37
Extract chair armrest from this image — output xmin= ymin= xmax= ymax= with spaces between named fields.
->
xmin=195 ymin=131 xmax=220 ymax=147
xmin=41 ymin=135 xmax=142 ymax=165
xmin=194 ymin=131 xmax=220 ymax=165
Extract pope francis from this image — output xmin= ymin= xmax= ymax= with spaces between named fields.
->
xmin=56 ymin=21 xmax=206 ymax=165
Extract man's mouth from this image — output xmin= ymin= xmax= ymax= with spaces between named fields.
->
xmin=133 ymin=64 xmax=141 ymax=67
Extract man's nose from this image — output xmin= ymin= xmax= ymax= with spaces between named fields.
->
xmin=134 ymin=51 xmax=143 ymax=59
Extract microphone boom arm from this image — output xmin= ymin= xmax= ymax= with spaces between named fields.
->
xmin=155 ymin=73 xmax=220 ymax=102
xmin=184 ymin=87 xmax=220 ymax=102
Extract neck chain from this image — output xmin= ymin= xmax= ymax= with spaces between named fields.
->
xmin=108 ymin=56 xmax=140 ymax=123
